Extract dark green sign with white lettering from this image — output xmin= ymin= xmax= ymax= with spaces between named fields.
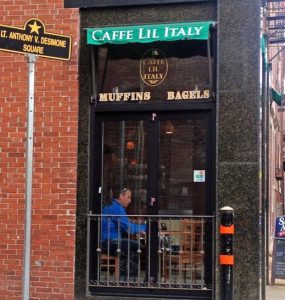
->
xmin=0 ymin=19 xmax=71 ymax=60
xmin=87 ymin=21 xmax=214 ymax=45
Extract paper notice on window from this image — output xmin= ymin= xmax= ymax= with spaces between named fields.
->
xmin=193 ymin=170 xmax=206 ymax=182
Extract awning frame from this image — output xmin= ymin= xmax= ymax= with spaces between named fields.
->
xmin=65 ymin=0 xmax=216 ymax=9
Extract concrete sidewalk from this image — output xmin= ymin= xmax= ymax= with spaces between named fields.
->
xmin=266 ymin=284 xmax=285 ymax=300
xmin=266 ymin=276 xmax=285 ymax=300
xmin=266 ymin=255 xmax=285 ymax=299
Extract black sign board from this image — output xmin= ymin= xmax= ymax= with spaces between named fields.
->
xmin=271 ymin=238 xmax=285 ymax=284
xmin=0 ymin=19 xmax=71 ymax=60
xmin=64 ymin=0 xmax=215 ymax=8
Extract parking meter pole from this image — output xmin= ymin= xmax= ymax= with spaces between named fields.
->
xmin=220 ymin=206 xmax=234 ymax=300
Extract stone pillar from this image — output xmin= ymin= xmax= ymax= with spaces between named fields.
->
xmin=217 ymin=0 xmax=261 ymax=299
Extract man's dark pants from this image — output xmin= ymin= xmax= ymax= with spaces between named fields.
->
xmin=103 ymin=239 xmax=139 ymax=279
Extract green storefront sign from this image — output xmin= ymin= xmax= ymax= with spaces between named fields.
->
xmin=87 ymin=21 xmax=214 ymax=45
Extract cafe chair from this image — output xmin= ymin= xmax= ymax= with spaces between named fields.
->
xmin=100 ymin=253 xmax=119 ymax=281
xmin=162 ymin=219 xmax=204 ymax=283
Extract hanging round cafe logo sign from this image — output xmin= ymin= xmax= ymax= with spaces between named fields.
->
xmin=140 ymin=48 xmax=168 ymax=86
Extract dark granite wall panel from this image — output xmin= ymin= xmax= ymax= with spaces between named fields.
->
xmin=217 ymin=164 xmax=260 ymax=298
xmin=75 ymin=27 xmax=91 ymax=296
xmin=218 ymin=91 xmax=260 ymax=162
xmin=217 ymin=0 xmax=260 ymax=161
xmin=217 ymin=0 xmax=261 ymax=299
xmin=81 ymin=4 xmax=217 ymax=27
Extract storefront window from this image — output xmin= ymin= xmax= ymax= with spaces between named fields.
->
xmin=87 ymin=29 xmax=215 ymax=298
xmin=96 ymin=40 xmax=212 ymax=104
xmin=102 ymin=120 xmax=148 ymax=215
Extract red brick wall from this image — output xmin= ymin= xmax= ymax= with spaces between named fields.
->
xmin=0 ymin=1 xmax=79 ymax=299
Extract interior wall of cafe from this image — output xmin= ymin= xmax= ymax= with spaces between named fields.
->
xmin=76 ymin=1 xmax=262 ymax=299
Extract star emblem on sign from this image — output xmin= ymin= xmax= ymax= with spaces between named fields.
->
xmin=28 ymin=21 xmax=41 ymax=34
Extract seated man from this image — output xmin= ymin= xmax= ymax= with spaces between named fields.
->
xmin=101 ymin=187 xmax=146 ymax=279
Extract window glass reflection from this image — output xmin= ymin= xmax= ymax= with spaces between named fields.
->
xmin=102 ymin=120 xmax=148 ymax=215
xmin=159 ymin=118 xmax=207 ymax=214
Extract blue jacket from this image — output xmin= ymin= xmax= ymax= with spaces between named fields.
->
xmin=101 ymin=199 xmax=147 ymax=242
